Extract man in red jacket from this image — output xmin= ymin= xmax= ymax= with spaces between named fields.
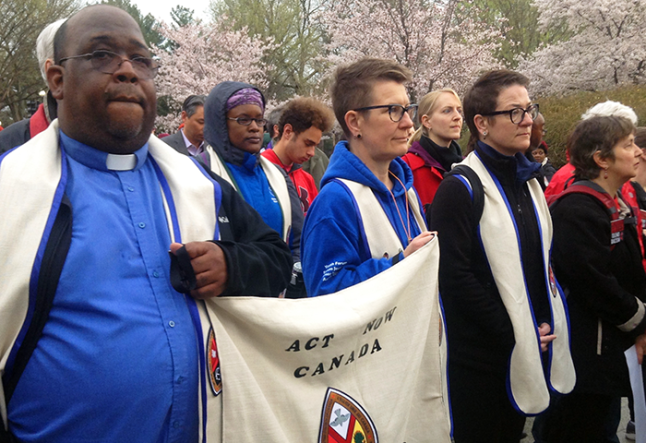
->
xmin=262 ymin=97 xmax=334 ymax=214
xmin=0 ymin=19 xmax=66 ymax=154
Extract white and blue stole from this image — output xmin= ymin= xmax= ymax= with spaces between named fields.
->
xmin=0 ymin=120 xmax=225 ymax=441
xmin=459 ymin=151 xmax=576 ymax=415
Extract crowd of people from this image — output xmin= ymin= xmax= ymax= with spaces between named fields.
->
xmin=1 ymin=4 xmax=646 ymax=443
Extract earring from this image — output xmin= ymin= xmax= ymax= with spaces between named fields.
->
xmin=483 ymin=131 xmax=488 ymax=138
xmin=357 ymin=134 xmax=362 ymax=139
xmin=603 ymin=167 xmax=609 ymax=179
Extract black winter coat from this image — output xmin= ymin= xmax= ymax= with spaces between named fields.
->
xmin=551 ymin=187 xmax=646 ymax=395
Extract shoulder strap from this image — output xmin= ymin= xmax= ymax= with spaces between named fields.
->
xmin=548 ymin=183 xmax=619 ymax=220
xmin=444 ymin=164 xmax=485 ymax=227
xmin=549 ymin=182 xmax=625 ymax=249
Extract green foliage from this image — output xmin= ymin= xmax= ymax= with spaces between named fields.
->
xmin=170 ymin=5 xmax=196 ymax=28
xmin=0 ymin=0 xmax=79 ymax=124
xmin=465 ymin=0 xmax=570 ymax=68
xmin=537 ymin=85 xmax=646 ymax=168
xmin=211 ymin=0 xmax=327 ymax=100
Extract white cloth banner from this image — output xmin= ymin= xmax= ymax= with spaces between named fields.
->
xmin=204 ymin=238 xmax=451 ymax=443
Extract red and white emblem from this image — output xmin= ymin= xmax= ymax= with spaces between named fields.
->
xmin=318 ymin=388 xmax=378 ymax=443
xmin=206 ymin=327 xmax=222 ymax=396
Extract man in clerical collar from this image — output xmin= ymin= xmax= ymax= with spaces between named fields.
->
xmin=163 ymin=94 xmax=210 ymax=165
xmin=0 ymin=5 xmax=291 ymax=442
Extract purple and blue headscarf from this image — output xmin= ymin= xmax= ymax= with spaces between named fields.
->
xmin=226 ymin=88 xmax=264 ymax=113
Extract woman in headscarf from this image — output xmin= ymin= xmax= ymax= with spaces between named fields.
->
xmin=203 ymin=82 xmax=304 ymax=290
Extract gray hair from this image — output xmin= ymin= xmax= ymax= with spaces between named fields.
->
xmin=581 ymin=100 xmax=638 ymax=125
xmin=182 ymin=95 xmax=206 ymax=118
xmin=265 ymin=105 xmax=285 ymax=139
xmin=37 ymin=19 xmax=66 ymax=83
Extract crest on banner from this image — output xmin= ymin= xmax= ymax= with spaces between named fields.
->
xmin=206 ymin=327 xmax=222 ymax=395
xmin=318 ymin=387 xmax=378 ymax=443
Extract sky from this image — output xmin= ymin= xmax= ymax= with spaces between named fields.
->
xmin=132 ymin=0 xmax=213 ymax=24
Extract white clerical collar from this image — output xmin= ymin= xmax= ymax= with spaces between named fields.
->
xmin=106 ymin=153 xmax=138 ymax=171
xmin=59 ymin=130 xmax=148 ymax=172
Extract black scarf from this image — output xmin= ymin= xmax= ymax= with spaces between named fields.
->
xmin=419 ymin=136 xmax=462 ymax=172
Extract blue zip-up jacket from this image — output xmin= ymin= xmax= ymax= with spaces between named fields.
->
xmin=301 ymin=141 xmax=424 ymax=297
xmin=204 ymin=81 xmax=304 ymax=261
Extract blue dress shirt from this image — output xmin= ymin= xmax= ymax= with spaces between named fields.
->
xmin=9 ymin=132 xmax=199 ymax=443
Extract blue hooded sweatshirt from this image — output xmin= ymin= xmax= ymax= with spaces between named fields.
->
xmin=301 ymin=141 xmax=425 ymax=297
xmin=204 ymin=81 xmax=304 ymax=260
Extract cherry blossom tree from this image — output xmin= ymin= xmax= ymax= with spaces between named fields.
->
xmin=519 ymin=0 xmax=646 ymax=95
xmin=319 ymin=0 xmax=501 ymax=100
xmin=152 ymin=19 xmax=272 ymax=131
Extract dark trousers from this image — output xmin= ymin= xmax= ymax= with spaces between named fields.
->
xmin=534 ymin=394 xmax=620 ymax=443
xmin=541 ymin=392 xmax=621 ymax=443
xmin=449 ymin=363 xmax=526 ymax=443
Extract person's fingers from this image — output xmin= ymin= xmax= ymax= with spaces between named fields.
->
xmin=169 ymin=242 xmax=183 ymax=254
xmin=637 ymin=344 xmax=644 ymax=365
xmin=191 ymin=281 xmax=226 ymax=300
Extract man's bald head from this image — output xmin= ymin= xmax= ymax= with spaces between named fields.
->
xmin=53 ymin=5 xmax=143 ymax=64
xmin=48 ymin=5 xmax=157 ymax=154
xmin=530 ymin=112 xmax=545 ymax=149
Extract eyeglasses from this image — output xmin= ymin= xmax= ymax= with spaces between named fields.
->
xmin=227 ymin=117 xmax=267 ymax=127
xmin=353 ymin=104 xmax=418 ymax=122
xmin=482 ymin=103 xmax=539 ymax=124
xmin=59 ymin=50 xmax=160 ymax=79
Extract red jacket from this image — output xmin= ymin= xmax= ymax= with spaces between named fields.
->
xmin=544 ymin=163 xmax=575 ymax=199
xmin=262 ymin=149 xmax=318 ymax=214
xmin=401 ymin=141 xmax=451 ymax=208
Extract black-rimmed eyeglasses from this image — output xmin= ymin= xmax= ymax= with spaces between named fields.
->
xmin=227 ymin=117 xmax=267 ymax=127
xmin=353 ymin=104 xmax=418 ymax=122
xmin=482 ymin=104 xmax=539 ymax=125
xmin=58 ymin=50 xmax=160 ymax=79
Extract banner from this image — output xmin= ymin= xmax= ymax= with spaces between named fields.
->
xmin=205 ymin=238 xmax=451 ymax=443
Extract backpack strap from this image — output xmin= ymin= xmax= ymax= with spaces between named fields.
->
xmin=563 ymin=174 xmax=576 ymax=190
xmin=444 ymin=164 xmax=485 ymax=228
xmin=549 ymin=182 xmax=624 ymax=249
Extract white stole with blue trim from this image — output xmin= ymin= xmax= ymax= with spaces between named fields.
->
xmin=336 ymin=178 xmax=426 ymax=259
xmin=461 ymin=152 xmax=575 ymax=415
xmin=0 ymin=120 xmax=224 ymax=440
xmin=209 ymin=152 xmax=292 ymax=242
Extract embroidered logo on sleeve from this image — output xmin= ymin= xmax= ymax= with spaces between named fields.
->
xmin=322 ymin=261 xmax=347 ymax=282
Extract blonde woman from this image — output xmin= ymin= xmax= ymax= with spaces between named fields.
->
xmin=402 ymin=89 xmax=463 ymax=210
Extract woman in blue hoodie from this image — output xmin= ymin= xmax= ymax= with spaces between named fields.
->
xmin=301 ymin=58 xmax=433 ymax=297
xmin=203 ymin=82 xmax=304 ymax=269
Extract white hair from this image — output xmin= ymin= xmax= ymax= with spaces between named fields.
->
xmin=581 ymin=100 xmax=638 ymax=125
xmin=36 ymin=19 xmax=67 ymax=83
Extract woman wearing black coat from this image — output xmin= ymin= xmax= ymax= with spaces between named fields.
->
xmin=546 ymin=116 xmax=646 ymax=442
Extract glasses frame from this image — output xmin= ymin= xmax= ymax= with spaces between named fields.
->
xmin=482 ymin=103 xmax=539 ymax=125
xmin=58 ymin=50 xmax=160 ymax=79
xmin=227 ymin=117 xmax=267 ymax=127
xmin=353 ymin=104 xmax=418 ymax=123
